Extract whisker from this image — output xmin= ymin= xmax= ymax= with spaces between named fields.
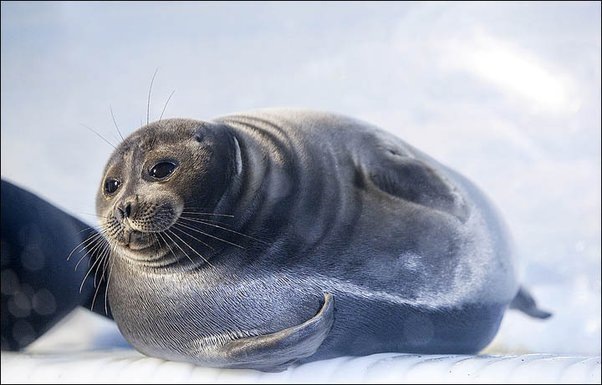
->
xmin=179 ymin=216 xmax=267 ymax=244
xmin=159 ymin=89 xmax=175 ymax=121
xmin=78 ymin=213 xmax=109 ymax=220
xmin=79 ymin=243 xmax=110 ymax=293
xmin=92 ymin=241 xmax=111 ymax=287
xmin=162 ymin=230 xmax=196 ymax=265
xmin=103 ymin=244 xmax=117 ymax=315
xmin=167 ymin=229 xmax=214 ymax=267
xmin=109 ymin=105 xmax=125 ymax=141
xmin=147 ymin=68 xmax=159 ymax=125
xmin=157 ymin=232 xmax=172 ymax=256
xmin=182 ymin=217 xmax=229 ymax=227
xmin=74 ymin=232 xmax=108 ymax=271
xmin=81 ymin=123 xmax=117 ymax=149
xmin=78 ymin=226 xmax=100 ymax=234
xmin=157 ymin=232 xmax=177 ymax=260
xmin=68 ymin=233 xmax=97 ymax=262
xmin=68 ymin=230 xmax=105 ymax=261
xmin=180 ymin=211 xmax=235 ymax=218
xmin=174 ymin=221 xmax=245 ymax=250
xmin=171 ymin=223 xmax=215 ymax=251
xmin=157 ymin=232 xmax=184 ymax=271
xmin=182 ymin=217 xmax=227 ymax=225
xmin=90 ymin=247 xmax=110 ymax=313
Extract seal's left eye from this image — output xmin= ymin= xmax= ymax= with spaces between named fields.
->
xmin=149 ymin=161 xmax=177 ymax=180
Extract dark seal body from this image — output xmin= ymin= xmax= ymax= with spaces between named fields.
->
xmin=99 ymin=109 xmax=547 ymax=371
xmin=1 ymin=180 xmax=111 ymax=351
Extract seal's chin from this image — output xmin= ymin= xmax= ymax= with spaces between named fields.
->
xmin=127 ymin=237 xmax=155 ymax=251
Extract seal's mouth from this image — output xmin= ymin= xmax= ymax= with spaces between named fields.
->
xmin=113 ymin=229 xmax=172 ymax=262
xmin=101 ymin=207 xmax=183 ymax=264
xmin=124 ymin=230 xmax=156 ymax=251
xmin=128 ymin=242 xmax=154 ymax=251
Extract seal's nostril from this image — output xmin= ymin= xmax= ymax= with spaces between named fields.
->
xmin=116 ymin=202 xmax=131 ymax=220
xmin=124 ymin=202 xmax=132 ymax=218
xmin=117 ymin=198 xmax=137 ymax=220
xmin=116 ymin=206 xmax=125 ymax=220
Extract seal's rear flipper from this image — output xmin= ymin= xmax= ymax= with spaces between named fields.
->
xmin=219 ymin=293 xmax=334 ymax=372
xmin=510 ymin=286 xmax=552 ymax=319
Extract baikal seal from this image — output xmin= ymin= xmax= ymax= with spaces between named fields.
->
xmin=94 ymin=109 xmax=550 ymax=371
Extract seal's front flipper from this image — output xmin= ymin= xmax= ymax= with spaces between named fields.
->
xmin=220 ymin=293 xmax=334 ymax=372
xmin=367 ymin=153 xmax=468 ymax=221
xmin=510 ymin=286 xmax=552 ymax=319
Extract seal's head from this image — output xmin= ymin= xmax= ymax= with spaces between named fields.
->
xmin=95 ymin=119 xmax=239 ymax=266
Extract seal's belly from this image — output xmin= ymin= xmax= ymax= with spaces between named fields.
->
xmin=110 ymin=248 xmax=504 ymax=364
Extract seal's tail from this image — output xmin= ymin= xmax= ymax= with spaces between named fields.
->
xmin=510 ymin=286 xmax=552 ymax=319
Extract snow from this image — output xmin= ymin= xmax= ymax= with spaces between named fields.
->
xmin=1 ymin=0 xmax=600 ymax=371
xmin=2 ymin=348 xmax=600 ymax=383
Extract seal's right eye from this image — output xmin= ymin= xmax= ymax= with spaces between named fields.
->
xmin=149 ymin=161 xmax=177 ymax=180
xmin=104 ymin=178 xmax=121 ymax=195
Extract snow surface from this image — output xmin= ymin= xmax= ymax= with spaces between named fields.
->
xmin=3 ymin=349 xmax=600 ymax=383
xmin=1 ymin=0 xmax=600 ymax=373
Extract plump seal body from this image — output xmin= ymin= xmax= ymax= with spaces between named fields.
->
xmin=97 ymin=109 xmax=544 ymax=371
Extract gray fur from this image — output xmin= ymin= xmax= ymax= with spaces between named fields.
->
xmin=96 ymin=109 xmax=547 ymax=371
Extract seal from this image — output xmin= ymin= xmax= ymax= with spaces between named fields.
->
xmin=0 ymin=179 xmax=111 ymax=351
xmin=95 ymin=109 xmax=550 ymax=371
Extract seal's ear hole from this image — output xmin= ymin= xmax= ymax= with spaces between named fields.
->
xmin=195 ymin=132 xmax=204 ymax=142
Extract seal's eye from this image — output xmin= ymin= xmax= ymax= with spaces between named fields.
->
xmin=104 ymin=178 xmax=121 ymax=195
xmin=149 ymin=161 xmax=177 ymax=180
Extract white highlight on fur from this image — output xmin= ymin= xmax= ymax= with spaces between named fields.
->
xmin=232 ymin=136 xmax=243 ymax=176
xmin=230 ymin=203 xmax=510 ymax=309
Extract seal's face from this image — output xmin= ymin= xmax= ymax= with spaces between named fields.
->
xmin=96 ymin=119 xmax=237 ymax=266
